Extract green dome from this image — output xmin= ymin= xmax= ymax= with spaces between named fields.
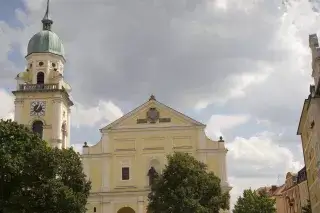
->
xmin=27 ymin=30 xmax=65 ymax=57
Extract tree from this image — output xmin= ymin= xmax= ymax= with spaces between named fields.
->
xmin=147 ymin=152 xmax=230 ymax=213
xmin=233 ymin=188 xmax=276 ymax=213
xmin=302 ymin=200 xmax=312 ymax=213
xmin=0 ymin=119 xmax=91 ymax=213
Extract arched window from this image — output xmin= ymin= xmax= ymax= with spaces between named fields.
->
xmin=37 ymin=72 xmax=44 ymax=84
xmin=32 ymin=120 xmax=44 ymax=138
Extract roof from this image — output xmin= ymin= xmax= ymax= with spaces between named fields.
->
xmin=26 ymin=0 xmax=65 ymax=58
xmin=297 ymin=97 xmax=311 ymax=135
xmin=27 ymin=30 xmax=64 ymax=58
xmin=297 ymin=166 xmax=307 ymax=183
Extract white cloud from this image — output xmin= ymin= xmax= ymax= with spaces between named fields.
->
xmin=227 ymin=132 xmax=304 ymax=208
xmin=227 ymin=132 xmax=303 ymax=171
xmin=205 ymin=114 xmax=250 ymax=138
xmin=0 ymin=89 xmax=14 ymax=120
xmin=71 ymin=100 xmax=123 ymax=128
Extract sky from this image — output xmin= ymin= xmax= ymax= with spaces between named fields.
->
xmin=0 ymin=0 xmax=319 ymax=209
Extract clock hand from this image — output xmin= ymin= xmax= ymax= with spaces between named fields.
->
xmin=36 ymin=104 xmax=41 ymax=111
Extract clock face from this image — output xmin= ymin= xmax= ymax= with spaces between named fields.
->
xmin=30 ymin=101 xmax=46 ymax=116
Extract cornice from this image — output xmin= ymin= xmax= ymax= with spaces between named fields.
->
xmin=196 ymin=148 xmax=227 ymax=154
xmin=102 ymin=125 xmax=202 ymax=134
xmin=12 ymin=89 xmax=73 ymax=106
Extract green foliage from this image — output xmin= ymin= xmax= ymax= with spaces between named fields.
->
xmin=233 ymin=188 xmax=276 ymax=213
xmin=0 ymin=119 xmax=91 ymax=213
xmin=147 ymin=152 xmax=230 ymax=213
xmin=302 ymin=200 xmax=312 ymax=213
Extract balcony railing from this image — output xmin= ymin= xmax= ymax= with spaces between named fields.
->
xmin=18 ymin=84 xmax=59 ymax=91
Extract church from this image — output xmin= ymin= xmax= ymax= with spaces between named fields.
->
xmin=11 ymin=1 xmax=231 ymax=213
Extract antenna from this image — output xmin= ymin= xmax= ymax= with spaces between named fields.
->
xmin=277 ymin=174 xmax=281 ymax=185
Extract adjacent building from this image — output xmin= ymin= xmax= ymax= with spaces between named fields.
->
xmin=256 ymin=167 xmax=308 ymax=213
xmin=297 ymin=33 xmax=320 ymax=212
xmin=82 ymin=95 xmax=232 ymax=213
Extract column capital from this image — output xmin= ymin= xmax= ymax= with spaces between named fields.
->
xmin=14 ymin=99 xmax=24 ymax=105
xmin=52 ymin=98 xmax=62 ymax=104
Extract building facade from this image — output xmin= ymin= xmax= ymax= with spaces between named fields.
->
xmin=272 ymin=184 xmax=286 ymax=213
xmin=281 ymin=169 xmax=308 ymax=213
xmin=256 ymin=168 xmax=308 ymax=213
xmin=12 ymin=1 xmax=73 ymax=148
xmin=82 ymin=95 xmax=232 ymax=213
xmin=297 ymin=33 xmax=320 ymax=213
xmin=297 ymin=167 xmax=309 ymax=211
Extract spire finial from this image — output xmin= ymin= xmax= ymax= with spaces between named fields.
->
xmin=42 ymin=0 xmax=53 ymax=30
xmin=149 ymin=94 xmax=156 ymax=101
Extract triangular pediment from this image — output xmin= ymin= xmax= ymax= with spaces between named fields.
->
xmin=101 ymin=96 xmax=205 ymax=131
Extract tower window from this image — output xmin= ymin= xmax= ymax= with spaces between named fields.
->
xmin=122 ymin=167 xmax=130 ymax=180
xmin=39 ymin=61 xmax=44 ymax=66
xmin=37 ymin=72 xmax=44 ymax=84
xmin=32 ymin=120 xmax=44 ymax=139
xmin=93 ymin=207 xmax=96 ymax=212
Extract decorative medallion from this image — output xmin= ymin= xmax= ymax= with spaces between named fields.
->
xmin=147 ymin=107 xmax=159 ymax=123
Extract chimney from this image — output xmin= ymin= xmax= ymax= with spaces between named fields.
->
xmin=271 ymin=185 xmax=277 ymax=192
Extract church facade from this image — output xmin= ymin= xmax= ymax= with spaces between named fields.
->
xmin=82 ymin=95 xmax=231 ymax=213
xmin=12 ymin=1 xmax=231 ymax=213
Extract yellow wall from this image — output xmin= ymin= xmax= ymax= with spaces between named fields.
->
xmin=13 ymin=90 xmax=71 ymax=146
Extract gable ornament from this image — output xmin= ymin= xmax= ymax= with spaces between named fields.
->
xmin=147 ymin=107 xmax=159 ymax=123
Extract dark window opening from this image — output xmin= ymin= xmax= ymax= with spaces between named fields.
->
xmin=37 ymin=72 xmax=44 ymax=84
xmin=32 ymin=120 xmax=44 ymax=139
xmin=93 ymin=207 xmax=96 ymax=212
xmin=122 ymin=167 xmax=130 ymax=180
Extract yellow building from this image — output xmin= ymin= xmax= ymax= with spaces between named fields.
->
xmin=12 ymin=0 xmax=73 ymax=148
xmin=82 ymin=95 xmax=232 ymax=213
xmin=297 ymin=167 xmax=309 ymax=211
xmin=297 ymin=33 xmax=320 ymax=213
xmin=281 ymin=169 xmax=308 ymax=213
xmin=272 ymin=184 xmax=286 ymax=213
xmin=256 ymin=168 xmax=308 ymax=213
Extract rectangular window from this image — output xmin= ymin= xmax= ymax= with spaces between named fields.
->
xmin=122 ymin=167 xmax=130 ymax=180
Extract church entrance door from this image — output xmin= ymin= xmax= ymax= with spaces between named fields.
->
xmin=117 ymin=207 xmax=135 ymax=213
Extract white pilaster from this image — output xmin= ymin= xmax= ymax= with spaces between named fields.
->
xmin=197 ymin=130 xmax=207 ymax=164
xmin=198 ymin=129 xmax=206 ymax=149
xmin=220 ymin=151 xmax=228 ymax=186
xmin=82 ymin=157 xmax=90 ymax=180
xmin=52 ymin=99 xmax=62 ymax=147
xmin=138 ymin=196 xmax=144 ymax=213
xmin=67 ymin=108 xmax=71 ymax=147
xmin=14 ymin=99 xmax=24 ymax=122
xmin=102 ymin=133 xmax=110 ymax=153
xmin=102 ymin=202 xmax=113 ymax=213
xmin=101 ymin=157 xmax=110 ymax=191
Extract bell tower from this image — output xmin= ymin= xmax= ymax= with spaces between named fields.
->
xmin=12 ymin=0 xmax=73 ymax=148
